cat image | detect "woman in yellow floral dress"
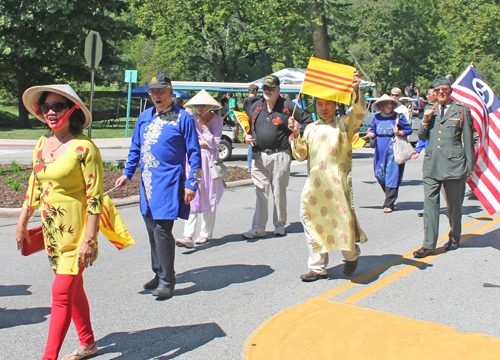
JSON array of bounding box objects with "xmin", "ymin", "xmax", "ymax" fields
[
  {"xmin": 289, "ymin": 71, "xmax": 368, "ymax": 282},
  {"xmin": 15, "ymin": 85, "xmax": 103, "ymax": 360}
]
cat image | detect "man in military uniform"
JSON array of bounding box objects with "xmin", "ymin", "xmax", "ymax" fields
[{"xmin": 413, "ymin": 75, "xmax": 475, "ymax": 258}]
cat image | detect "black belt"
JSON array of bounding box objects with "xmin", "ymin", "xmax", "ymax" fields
[{"xmin": 261, "ymin": 148, "xmax": 287, "ymax": 155}]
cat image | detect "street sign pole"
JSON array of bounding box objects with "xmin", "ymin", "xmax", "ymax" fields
[
  {"xmin": 88, "ymin": 34, "xmax": 97, "ymax": 139},
  {"xmin": 124, "ymin": 70, "xmax": 138, "ymax": 137},
  {"xmin": 84, "ymin": 31, "xmax": 103, "ymax": 139}
]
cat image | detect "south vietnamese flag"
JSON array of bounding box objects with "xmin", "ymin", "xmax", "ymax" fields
[
  {"xmin": 301, "ymin": 57, "xmax": 355, "ymax": 105},
  {"xmin": 99, "ymin": 195, "xmax": 136, "ymax": 250}
]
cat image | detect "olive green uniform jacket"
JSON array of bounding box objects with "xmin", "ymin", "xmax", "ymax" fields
[{"xmin": 418, "ymin": 100, "xmax": 475, "ymax": 180}]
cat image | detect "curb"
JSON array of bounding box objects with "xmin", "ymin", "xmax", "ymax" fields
[{"xmin": 0, "ymin": 178, "xmax": 254, "ymax": 218}]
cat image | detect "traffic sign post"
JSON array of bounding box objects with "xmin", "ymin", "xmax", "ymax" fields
[
  {"xmin": 124, "ymin": 70, "xmax": 138, "ymax": 137},
  {"xmin": 84, "ymin": 31, "xmax": 103, "ymax": 139}
]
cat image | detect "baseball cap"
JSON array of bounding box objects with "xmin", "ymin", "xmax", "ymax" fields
[
  {"xmin": 263, "ymin": 75, "xmax": 280, "ymax": 88},
  {"xmin": 147, "ymin": 74, "xmax": 172, "ymax": 89}
]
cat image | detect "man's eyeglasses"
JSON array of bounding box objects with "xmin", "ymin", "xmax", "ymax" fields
[
  {"xmin": 435, "ymin": 87, "xmax": 451, "ymax": 93},
  {"xmin": 40, "ymin": 102, "xmax": 68, "ymax": 114},
  {"xmin": 263, "ymin": 86, "xmax": 275, "ymax": 91},
  {"xmin": 148, "ymin": 88, "xmax": 167, "ymax": 96},
  {"xmin": 390, "ymin": 93, "xmax": 401, "ymax": 97},
  {"xmin": 194, "ymin": 104, "xmax": 207, "ymax": 108}
]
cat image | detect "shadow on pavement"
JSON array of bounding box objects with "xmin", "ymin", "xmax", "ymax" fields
[
  {"xmin": 0, "ymin": 306, "xmax": 51, "ymax": 329},
  {"xmin": 352, "ymin": 152, "xmax": 373, "ymax": 159},
  {"xmin": 174, "ymin": 264, "xmax": 274, "ymax": 296},
  {"xmin": 323, "ymin": 253, "xmax": 434, "ymax": 284},
  {"xmin": 0, "ymin": 284, "xmax": 32, "ymax": 297},
  {"xmin": 97, "ymin": 322, "xmax": 226, "ymax": 359},
  {"xmin": 460, "ymin": 228, "xmax": 500, "ymax": 251}
]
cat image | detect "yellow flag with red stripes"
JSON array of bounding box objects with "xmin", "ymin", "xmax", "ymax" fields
[
  {"xmin": 301, "ymin": 57, "xmax": 355, "ymax": 105},
  {"xmin": 99, "ymin": 194, "xmax": 136, "ymax": 250},
  {"xmin": 352, "ymin": 133, "xmax": 366, "ymax": 150},
  {"xmin": 232, "ymin": 110, "xmax": 250, "ymax": 133}
]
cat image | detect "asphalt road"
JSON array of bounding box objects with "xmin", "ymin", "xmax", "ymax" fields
[{"xmin": 1, "ymin": 147, "xmax": 499, "ymax": 359}]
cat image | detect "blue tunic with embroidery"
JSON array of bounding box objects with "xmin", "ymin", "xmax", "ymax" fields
[
  {"xmin": 123, "ymin": 105, "xmax": 201, "ymax": 220},
  {"xmin": 369, "ymin": 113, "xmax": 412, "ymax": 188}
]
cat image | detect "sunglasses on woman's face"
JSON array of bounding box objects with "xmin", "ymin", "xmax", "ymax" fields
[{"xmin": 40, "ymin": 102, "xmax": 69, "ymax": 114}]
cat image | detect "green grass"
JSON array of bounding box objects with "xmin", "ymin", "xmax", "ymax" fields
[
  {"xmin": 5, "ymin": 177, "xmax": 23, "ymax": 191},
  {"xmin": 0, "ymin": 118, "xmax": 138, "ymax": 139},
  {"xmin": 9, "ymin": 160, "xmax": 22, "ymax": 172},
  {"xmin": 103, "ymin": 161, "xmax": 122, "ymax": 172},
  {"xmin": 0, "ymin": 92, "xmax": 142, "ymax": 138}
]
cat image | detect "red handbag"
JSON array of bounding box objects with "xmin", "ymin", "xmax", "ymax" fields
[{"xmin": 22, "ymin": 226, "xmax": 45, "ymax": 256}]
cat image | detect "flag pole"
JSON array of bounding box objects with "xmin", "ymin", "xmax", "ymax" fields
[{"xmin": 291, "ymin": 80, "xmax": 306, "ymax": 118}]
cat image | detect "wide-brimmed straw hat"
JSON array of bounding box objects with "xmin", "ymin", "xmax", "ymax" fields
[
  {"xmin": 184, "ymin": 89, "xmax": 222, "ymax": 110},
  {"xmin": 371, "ymin": 94, "xmax": 401, "ymax": 112},
  {"xmin": 22, "ymin": 84, "xmax": 92, "ymax": 129}
]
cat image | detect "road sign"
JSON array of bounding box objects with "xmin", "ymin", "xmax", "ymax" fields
[
  {"xmin": 124, "ymin": 70, "xmax": 138, "ymax": 137},
  {"xmin": 84, "ymin": 31, "xmax": 103, "ymax": 70},
  {"xmin": 125, "ymin": 70, "xmax": 138, "ymax": 83}
]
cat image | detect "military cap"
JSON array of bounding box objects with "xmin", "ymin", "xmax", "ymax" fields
[{"xmin": 432, "ymin": 75, "xmax": 451, "ymax": 88}]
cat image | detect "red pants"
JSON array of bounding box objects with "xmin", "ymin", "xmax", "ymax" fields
[{"xmin": 42, "ymin": 268, "xmax": 95, "ymax": 360}]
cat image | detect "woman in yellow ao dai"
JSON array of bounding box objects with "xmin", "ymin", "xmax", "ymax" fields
[{"xmin": 290, "ymin": 76, "xmax": 367, "ymax": 280}]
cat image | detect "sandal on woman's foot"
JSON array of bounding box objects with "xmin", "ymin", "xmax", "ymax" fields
[
  {"xmin": 383, "ymin": 208, "xmax": 393, "ymax": 213},
  {"xmin": 62, "ymin": 343, "xmax": 97, "ymax": 360},
  {"xmin": 195, "ymin": 236, "xmax": 208, "ymax": 245}
]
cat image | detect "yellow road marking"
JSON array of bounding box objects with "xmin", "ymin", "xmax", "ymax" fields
[
  {"xmin": 342, "ymin": 212, "xmax": 500, "ymax": 304},
  {"xmin": 245, "ymin": 213, "xmax": 500, "ymax": 359},
  {"xmin": 245, "ymin": 300, "xmax": 500, "ymax": 360},
  {"xmin": 317, "ymin": 212, "xmax": 487, "ymax": 301}
]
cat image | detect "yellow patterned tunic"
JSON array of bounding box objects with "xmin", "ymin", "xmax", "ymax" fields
[
  {"xmin": 22, "ymin": 135, "xmax": 103, "ymax": 275},
  {"xmin": 291, "ymin": 92, "xmax": 367, "ymax": 253}
]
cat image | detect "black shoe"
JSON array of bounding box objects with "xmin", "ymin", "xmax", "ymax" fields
[
  {"xmin": 444, "ymin": 239, "xmax": 460, "ymax": 251},
  {"xmin": 152, "ymin": 285, "xmax": 174, "ymax": 299},
  {"xmin": 417, "ymin": 212, "xmax": 424, "ymax": 217},
  {"xmin": 343, "ymin": 258, "xmax": 358, "ymax": 275},
  {"xmin": 413, "ymin": 247, "xmax": 434, "ymax": 258},
  {"xmin": 143, "ymin": 277, "xmax": 159, "ymax": 290},
  {"xmin": 300, "ymin": 271, "xmax": 328, "ymax": 282}
]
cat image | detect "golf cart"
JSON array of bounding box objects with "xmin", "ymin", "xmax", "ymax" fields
[{"xmin": 218, "ymin": 125, "xmax": 238, "ymax": 161}]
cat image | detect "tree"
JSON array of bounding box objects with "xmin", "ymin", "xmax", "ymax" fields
[
  {"xmin": 337, "ymin": 0, "xmax": 443, "ymax": 94},
  {"xmin": 0, "ymin": 0, "xmax": 136, "ymax": 127}
]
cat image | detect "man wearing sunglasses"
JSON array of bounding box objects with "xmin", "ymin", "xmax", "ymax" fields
[
  {"xmin": 414, "ymin": 75, "xmax": 474, "ymax": 258},
  {"xmin": 243, "ymin": 75, "xmax": 312, "ymax": 239},
  {"xmin": 115, "ymin": 73, "xmax": 202, "ymax": 299}
]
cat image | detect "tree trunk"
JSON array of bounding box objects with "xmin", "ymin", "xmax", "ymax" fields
[
  {"xmin": 309, "ymin": 2, "xmax": 330, "ymax": 61},
  {"xmin": 16, "ymin": 55, "xmax": 31, "ymax": 128}
]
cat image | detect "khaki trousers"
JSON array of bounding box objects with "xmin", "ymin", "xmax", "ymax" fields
[{"xmin": 251, "ymin": 149, "xmax": 291, "ymax": 231}]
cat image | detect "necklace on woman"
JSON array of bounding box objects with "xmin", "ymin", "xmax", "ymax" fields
[{"xmin": 50, "ymin": 132, "xmax": 71, "ymax": 159}]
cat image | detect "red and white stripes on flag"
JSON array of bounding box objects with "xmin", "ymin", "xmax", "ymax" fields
[{"xmin": 452, "ymin": 65, "xmax": 500, "ymax": 214}]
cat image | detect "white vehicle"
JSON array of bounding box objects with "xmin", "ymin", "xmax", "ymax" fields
[{"xmin": 218, "ymin": 124, "xmax": 248, "ymax": 161}]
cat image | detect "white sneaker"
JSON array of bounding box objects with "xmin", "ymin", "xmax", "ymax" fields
[
  {"xmin": 175, "ymin": 237, "xmax": 195, "ymax": 248},
  {"xmin": 195, "ymin": 236, "xmax": 208, "ymax": 245},
  {"xmin": 243, "ymin": 228, "xmax": 266, "ymax": 239},
  {"xmin": 274, "ymin": 227, "xmax": 286, "ymax": 236}
]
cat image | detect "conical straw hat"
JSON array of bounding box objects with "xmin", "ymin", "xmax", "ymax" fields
[
  {"xmin": 371, "ymin": 94, "xmax": 401, "ymax": 112},
  {"xmin": 23, "ymin": 84, "xmax": 92, "ymax": 129},
  {"xmin": 184, "ymin": 89, "xmax": 222, "ymax": 110}
]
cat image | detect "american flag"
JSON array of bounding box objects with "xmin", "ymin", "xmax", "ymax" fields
[{"xmin": 451, "ymin": 65, "xmax": 500, "ymax": 214}]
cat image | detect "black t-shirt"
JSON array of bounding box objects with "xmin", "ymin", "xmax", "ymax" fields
[
  {"xmin": 249, "ymin": 96, "xmax": 312, "ymax": 152},
  {"xmin": 243, "ymin": 96, "xmax": 260, "ymax": 117}
]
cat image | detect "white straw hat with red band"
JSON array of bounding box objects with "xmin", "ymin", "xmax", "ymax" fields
[{"xmin": 22, "ymin": 84, "xmax": 92, "ymax": 129}]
